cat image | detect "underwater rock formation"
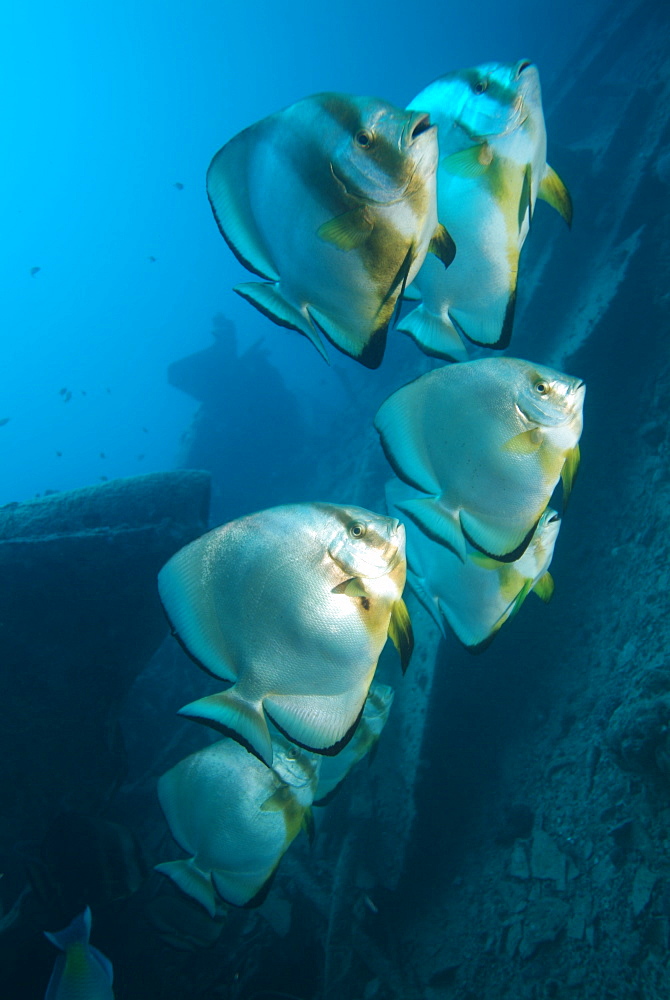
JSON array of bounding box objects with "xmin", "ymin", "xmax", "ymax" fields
[{"xmin": 0, "ymin": 470, "xmax": 210, "ymax": 855}]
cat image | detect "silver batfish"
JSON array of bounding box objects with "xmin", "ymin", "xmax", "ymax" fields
[
  {"xmin": 207, "ymin": 92, "xmax": 453, "ymax": 368},
  {"xmin": 387, "ymin": 477, "xmax": 560, "ymax": 650},
  {"xmin": 399, "ymin": 61, "xmax": 571, "ymax": 359},
  {"xmin": 156, "ymin": 736, "xmax": 318, "ymax": 912},
  {"xmin": 158, "ymin": 503, "xmax": 412, "ymax": 766},
  {"xmin": 374, "ymin": 358, "xmax": 584, "ymax": 562}
]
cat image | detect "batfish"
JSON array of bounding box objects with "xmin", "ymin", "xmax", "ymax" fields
[
  {"xmin": 207, "ymin": 92, "xmax": 453, "ymax": 368},
  {"xmin": 155, "ymin": 736, "xmax": 318, "ymax": 912},
  {"xmin": 314, "ymin": 680, "xmax": 394, "ymax": 805},
  {"xmin": 399, "ymin": 61, "xmax": 571, "ymax": 359},
  {"xmin": 387, "ymin": 477, "xmax": 560, "ymax": 650},
  {"xmin": 43, "ymin": 907, "xmax": 114, "ymax": 1000},
  {"xmin": 158, "ymin": 503, "xmax": 412, "ymax": 766},
  {"xmin": 374, "ymin": 358, "xmax": 584, "ymax": 562}
]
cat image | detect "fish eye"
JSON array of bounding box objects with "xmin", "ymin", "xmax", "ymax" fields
[
  {"xmin": 354, "ymin": 129, "xmax": 373, "ymax": 149},
  {"xmin": 349, "ymin": 521, "xmax": 367, "ymax": 539},
  {"xmin": 534, "ymin": 380, "xmax": 549, "ymax": 394},
  {"xmin": 474, "ymin": 79, "xmax": 488, "ymax": 94}
]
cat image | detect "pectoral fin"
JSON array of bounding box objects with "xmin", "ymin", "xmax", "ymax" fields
[
  {"xmin": 179, "ymin": 689, "xmax": 274, "ymax": 767},
  {"xmin": 538, "ymin": 165, "xmax": 573, "ymax": 227},
  {"xmin": 260, "ymin": 784, "xmax": 311, "ymax": 845},
  {"xmin": 332, "ymin": 577, "xmax": 368, "ymax": 598},
  {"xmin": 561, "ymin": 445, "xmax": 581, "ymax": 509},
  {"xmin": 428, "ymin": 224, "xmax": 456, "ymax": 268},
  {"xmin": 441, "ymin": 143, "xmax": 493, "ymax": 178},
  {"xmin": 533, "ymin": 572, "xmax": 555, "ymax": 603},
  {"xmin": 317, "ymin": 208, "xmax": 374, "ymax": 250},
  {"xmin": 503, "ymin": 428, "xmax": 544, "ymax": 455},
  {"xmin": 234, "ymin": 281, "xmax": 329, "ymax": 363},
  {"xmin": 388, "ymin": 598, "xmax": 414, "ymax": 674}
]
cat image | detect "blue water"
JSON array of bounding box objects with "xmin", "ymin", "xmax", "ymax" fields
[{"xmin": 1, "ymin": 0, "xmax": 605, "ymax": 505}]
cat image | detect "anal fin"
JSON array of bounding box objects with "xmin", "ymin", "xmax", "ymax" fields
[
  {"xmin": 308, "ymin": 305, "xmax": 386, "ymax": 369},
  {"xmin": 265, "ymin": 687, "xmax": 369, "ymax": 756},
  {"xmin": 459, "ymin": 509, "xmax": 538, "ymax": 563},
  {"xmin": 450, "ymin": 283, "xmax": 516, "ymax": 350}
]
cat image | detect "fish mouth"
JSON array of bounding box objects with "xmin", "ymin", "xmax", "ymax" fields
[
  {"xmin": 401, "ymin": 115, "xmax": 438, "ymax": 193},
  {"xmin": 404, "ymin": 112, "xmax": 434, "ymax": 146},
  {"xmin": 515, "ymin": 60, "xmax": 534, "ymax": 78}
]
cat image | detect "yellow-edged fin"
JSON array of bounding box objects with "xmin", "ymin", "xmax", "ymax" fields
[
  {"xmin": 428, "ymin": 224, "xmax": 456, "ymax": 269},
  {"xmin": 502, "ymin": 428, "xmax": 543, "ymax": 454},
  {"xmin": 533, "ymin": 572, "xmax": 555, "ymax": 603},
  {"xmin": 317, "ymin": 209, "xmax": 374, "ymax": 250},
  {"xmin": 441, "ymin": 143, "xmax": 493, "ymax": 179},
  {"xmin": 538, "ymin": 165, "xmax": 573, "ymax": 227},
  {"xmin": 388, "ymin": 598, "xmax": 414, "ymax": 674},
  {"xmin": 561, "ymin": 444, "xmax": 581, "ymax": 509}
]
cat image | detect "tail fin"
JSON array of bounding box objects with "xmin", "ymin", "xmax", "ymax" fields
[
  {"xmin": 155, "ymin": 859, "xmax": 217, "ymax": 918},
  {"xmin": 44, "ymin": 906, "xmax": 91, "ymax": 951},
  {"xmin": 397, "ymin": 303, "xmax": 468, "ymax": 361},
  {"xmin": 179, "ymin": 688, "xmax": 273, "ymax": 766}
]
